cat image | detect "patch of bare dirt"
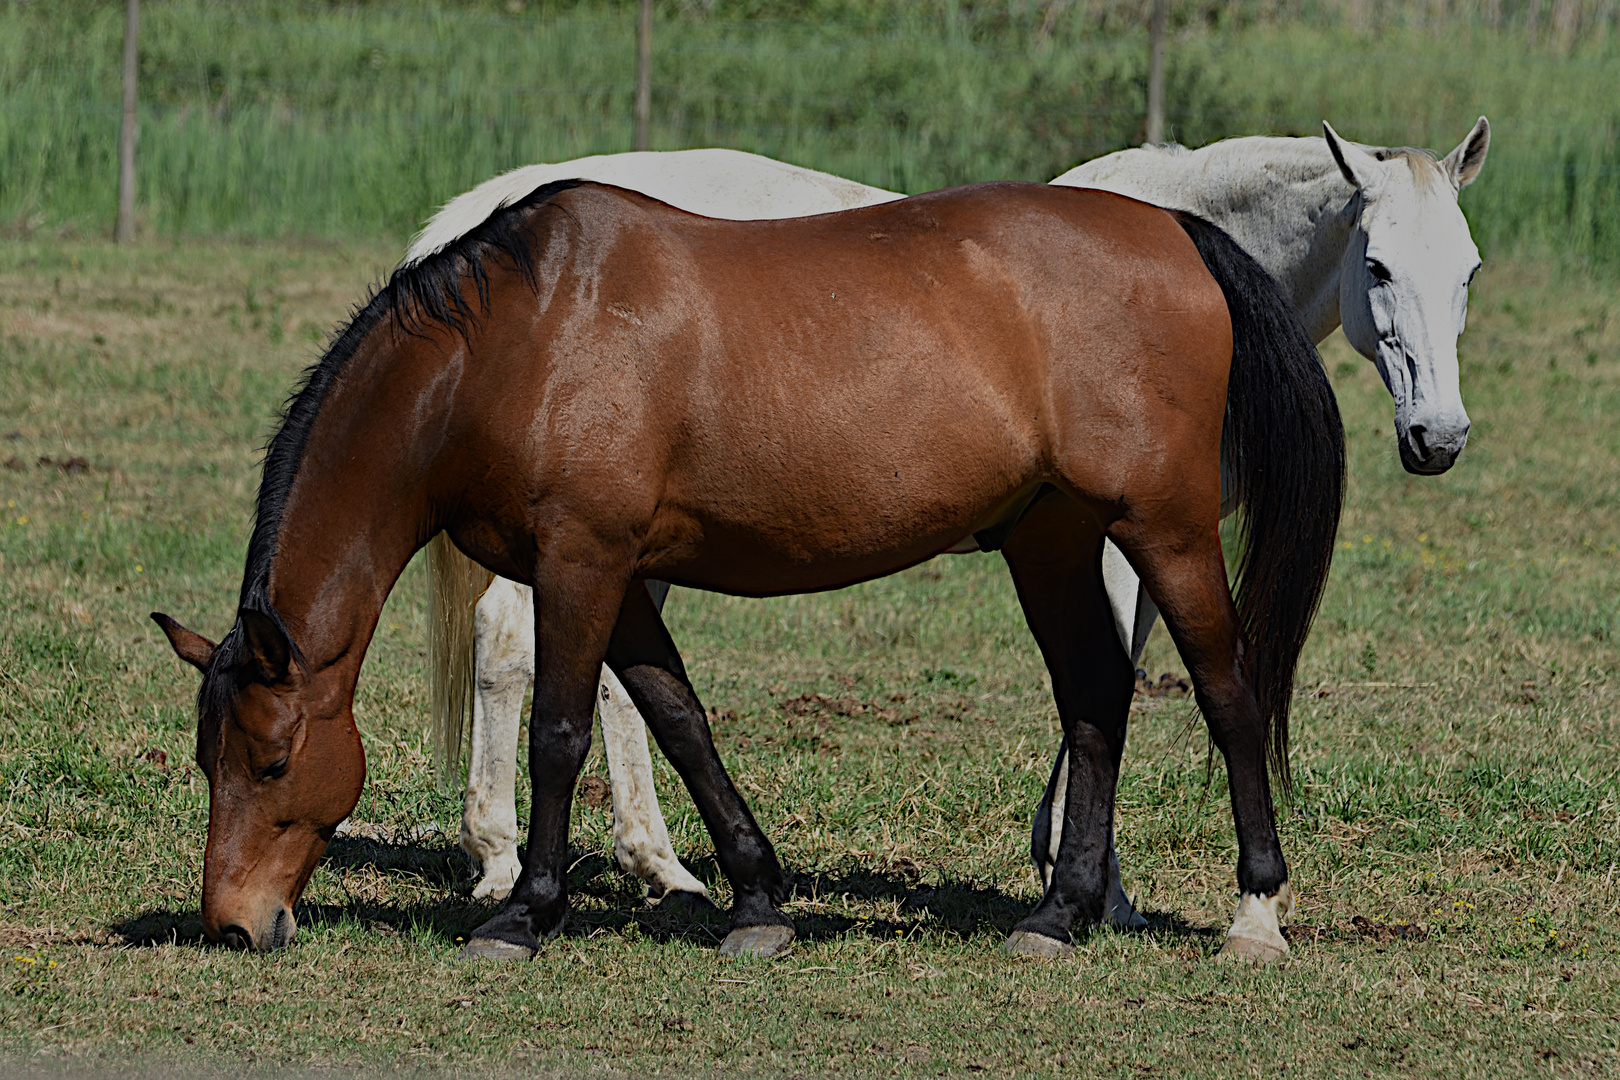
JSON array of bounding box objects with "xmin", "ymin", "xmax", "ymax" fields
[
  {"xmin": 1135, "ymin": 670, "xmax": 1191, "ymax": 698},
  {"xmin": 779, "ymin": 692, "xmax": 917, "ymax": 726},
  {"xmin": 1284, "ymin": 917, "xmax": 1428, "ymax": 946},
  {"xmin": 1350, "ymin": 915, "xmax": 1428, "ymax": 943},
  {"xmin": 35, "ymin": 455, "xmax": 94, "ymax": 474},
  {"xmin": 577, "ymin": 774, "xmax": 611, "ymax": 809}
]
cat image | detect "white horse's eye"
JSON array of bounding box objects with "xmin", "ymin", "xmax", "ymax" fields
[
  {"xmin": 1466, "ymin": 263, "xmax": 1482, "ymax": 286},
  {"xmin": 1365, "ymin": 258, "xmax": 1392, "ymax": 283}
]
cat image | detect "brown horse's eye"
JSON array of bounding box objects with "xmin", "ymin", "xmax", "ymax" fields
[{"xmin": 260, "ymin": 755, "xmax": 290, "ymax": 782}]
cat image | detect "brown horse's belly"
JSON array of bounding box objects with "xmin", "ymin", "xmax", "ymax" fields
[
  {"xmin": 640, "ymin": 453, "xmax": 1047, "ymax": 597},
  {"xmin": 650, "ymin": 535, "xmax": 967, "ymax": 597}
]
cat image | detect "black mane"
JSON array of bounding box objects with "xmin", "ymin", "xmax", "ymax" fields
[{"xmin": 196, "ymin": 178, "xmax": 584, "ymax": 734}]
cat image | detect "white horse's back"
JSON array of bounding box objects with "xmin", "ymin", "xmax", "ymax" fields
[{"xmin": 405, "ymin": 148, "xmax": 902, "ymax": 266}]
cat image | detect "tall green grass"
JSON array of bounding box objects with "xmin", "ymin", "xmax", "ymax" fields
[{"xmin": 4, "ymin": 0, "xmax": 1620, "ymax": 262}]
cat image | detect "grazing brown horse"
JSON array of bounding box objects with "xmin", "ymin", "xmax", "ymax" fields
[{"xmin": 153, "ymin": 179, "xmax": 1342, "ymax": 962}]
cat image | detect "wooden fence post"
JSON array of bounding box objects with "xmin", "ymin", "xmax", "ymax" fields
[
  {"xmin": 1145, "ymin": 0, "xmax": 1166, "ymax": 146},
  {"xmin": 116, "ymin": 0, "xmax": 139, "ymax": 242},
  {"xmin": 634, "ymin": 0, "xmax": 652, "ymax": 152}
]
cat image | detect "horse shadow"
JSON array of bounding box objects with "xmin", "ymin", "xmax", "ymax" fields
[{"xmin": 111, "ymin": 834, "xmax": 1222, "ymax": 950}]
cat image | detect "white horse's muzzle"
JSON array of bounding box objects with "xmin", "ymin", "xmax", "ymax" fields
[{"xmin": 1398, "ymin": 405, "xmax": 1470, "ymax": 475}]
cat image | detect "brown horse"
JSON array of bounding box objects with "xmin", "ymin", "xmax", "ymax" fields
[{"xmin": 153, "ymin": 179, "xmax": 1342, "ymax": 962}]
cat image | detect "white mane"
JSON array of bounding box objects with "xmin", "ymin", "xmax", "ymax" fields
[{"xmin": 403, "ymin": 148, "xmax": 901, "ymax": 267}]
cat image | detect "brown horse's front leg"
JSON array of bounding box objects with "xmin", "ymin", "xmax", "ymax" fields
[
  {"xmin": 460, "ymin": 559, "xmax": 629, "ymax": 961},
  {"xmin": 606, "ymin": 582, "xmax": 795, "ymax": 959}
]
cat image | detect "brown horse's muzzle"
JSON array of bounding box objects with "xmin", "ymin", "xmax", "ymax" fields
[
  {"xmin": 209, "ymin": 900, "xmax": 298, "ymax": 953},
  {"xmin": 201, "ymin": 823, "xmax": 330, "ymax": 953}
]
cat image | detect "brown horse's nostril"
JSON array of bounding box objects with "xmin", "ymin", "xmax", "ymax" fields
[
  {"xmin": 270, "ymin": 907, "xmax": 296, "ymax": 950},
  {"xmin": 219, "ymin": 924, "xmax": 254, "ymax": 951}
]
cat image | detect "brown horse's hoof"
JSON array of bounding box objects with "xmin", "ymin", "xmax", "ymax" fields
[
  {"xmin": 1004, "ymin": 930, "xmax": 1074, "ymax": 958},
  {"xmin": 1218, "ymin": 934, "xmax": 1289, "ymax": 964},
  {"xmin": 718, "ymin": 923, "xmax": 794, "ymax": 959},
  {"xmin": 456, "ymin": 936, "xmax": 537, "ymax": 962}
]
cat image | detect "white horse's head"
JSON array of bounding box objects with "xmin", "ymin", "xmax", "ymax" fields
[{"xmin": 1325, "ymin": 118, "xmax": 1489, "ymax": 475}]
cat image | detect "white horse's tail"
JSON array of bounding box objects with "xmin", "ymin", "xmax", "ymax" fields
[{"xmin": 427, "ymin": 532, "xmax": 495, "ymax": 779}]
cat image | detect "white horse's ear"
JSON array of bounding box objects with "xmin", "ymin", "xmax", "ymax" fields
[
  {"xmin": 1442, "ymin": 116, "xmax": 1490, "ymax": 190},
  {"xmin": 1323, "ymin": 121, "xmax": 1383, "ymax": 196}
]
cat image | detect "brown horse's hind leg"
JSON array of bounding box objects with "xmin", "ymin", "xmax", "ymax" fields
[
  {"xmin": 460, "ymin": 559, "xmax": 631, "ymax": 960},
  {"xmin": 1112, "ymin": 521, "xmax": 1293, "ymax": 962},
  {"xmin": 999, "ymin": 495, "xmax": 1137, "ymax": 956},
  {"xmin": 605, "ymin": 582, "xmax": 795, "ymax": 958}
]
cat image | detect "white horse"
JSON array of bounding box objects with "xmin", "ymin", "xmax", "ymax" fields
[
  {"xmin": 419, "ymin": 121, "xmax": 1489, "ymax": 953},
  {"xmin": 410, "ymin": 150, "xmax": 903, "ymax": 907}
]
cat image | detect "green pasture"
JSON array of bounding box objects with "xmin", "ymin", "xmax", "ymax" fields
[
  {"xmin": 5, "ymin": 0, "xmax": 1620, "ymax": 262},
  {"xmin": 0, "ymin": 226, "xmax": 1617, "ymax": 1074},
  {"xmin": 1, "ymin": 1, "xmax": 1619, "ymax": 1074}
]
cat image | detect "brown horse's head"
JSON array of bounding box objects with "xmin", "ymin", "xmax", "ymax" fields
[{"xmin": 152, "ymin": 609, "xmax": 365, "ymax": 952}]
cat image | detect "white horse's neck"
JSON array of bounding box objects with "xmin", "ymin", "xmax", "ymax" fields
[{"xmin": 1053, "ymin": 137, "xmax": 1359, "ymax": 343}]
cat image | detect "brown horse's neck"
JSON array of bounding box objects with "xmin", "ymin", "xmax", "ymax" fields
[{"xmin": 255, "ymin": 320, "xmax": 451, "ymax": 674}]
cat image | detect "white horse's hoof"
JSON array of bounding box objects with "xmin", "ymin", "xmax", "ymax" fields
[
  {"xmin": 1108, "ymin": 909, "xmax": 1149, "ymax": 932},
  {"xmin": 1098, "ymin": 848, "xmax": 1147, "ymax": 931},
  {"xmin": 1219, "ymin": 934, "xmax": 1289, "ymax": 964},
  {"xmin": 628, "ymin": 859, "xmax": 712, "ymax": 904},
  {"xmin": 718, "ymin": 924, "xmax": 794, "ymax": 959},
  {"xmin": 470, "ymin": 860, "xmax": 521, "ymax": 900},
  {"xmin": 471, "ymin": 875, "xmax": 517, "ymax": 901},
  {"xmin": 1104, "ymin": 887, "xmax": 1148, "ymax": 932},
  {"xmin": 1004, "ymin": 930, "xmax": 1074, "ymax": 958},
  {"xmin": 456, "ymin": 936, "xmax": 536, "ymax": 961}
]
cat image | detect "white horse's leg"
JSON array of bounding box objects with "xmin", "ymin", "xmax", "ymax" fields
[
  {"xmin": 463, "ymin": 576, "xmax": 704, "ymax": 903},
  {"xmin": 462, "ymin": 577, "xmax": 531, "ymax": 900},
  {"xmin": 599, "ymin": 663, "xmax": 712, "ymax": 903},
  {"xmin": 1034, "ymin": 540, "xmax": 1153, "ymax": 930}
]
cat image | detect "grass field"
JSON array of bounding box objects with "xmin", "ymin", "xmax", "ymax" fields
[{"xmin": 0, "ymin": 222, "xmax": 1618, "ymax": 1076}]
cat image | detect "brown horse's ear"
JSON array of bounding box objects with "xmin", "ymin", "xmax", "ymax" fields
[
  {"xmin": 151, "ymin": 612, "xmax": 217, "ymax": 672},
  {"xmin": 238, "ymin": 607, "xmax": 294, "ymax": 685}
]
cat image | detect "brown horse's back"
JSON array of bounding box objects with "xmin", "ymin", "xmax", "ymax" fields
[{"xmin": 457, "ymin": 181, "xmax": 1231, "ymax": 596}]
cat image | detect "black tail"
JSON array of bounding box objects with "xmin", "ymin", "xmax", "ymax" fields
[{"xmin": 1173, "ymin": 213, "xmax": 1346, "ymax": 792}]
